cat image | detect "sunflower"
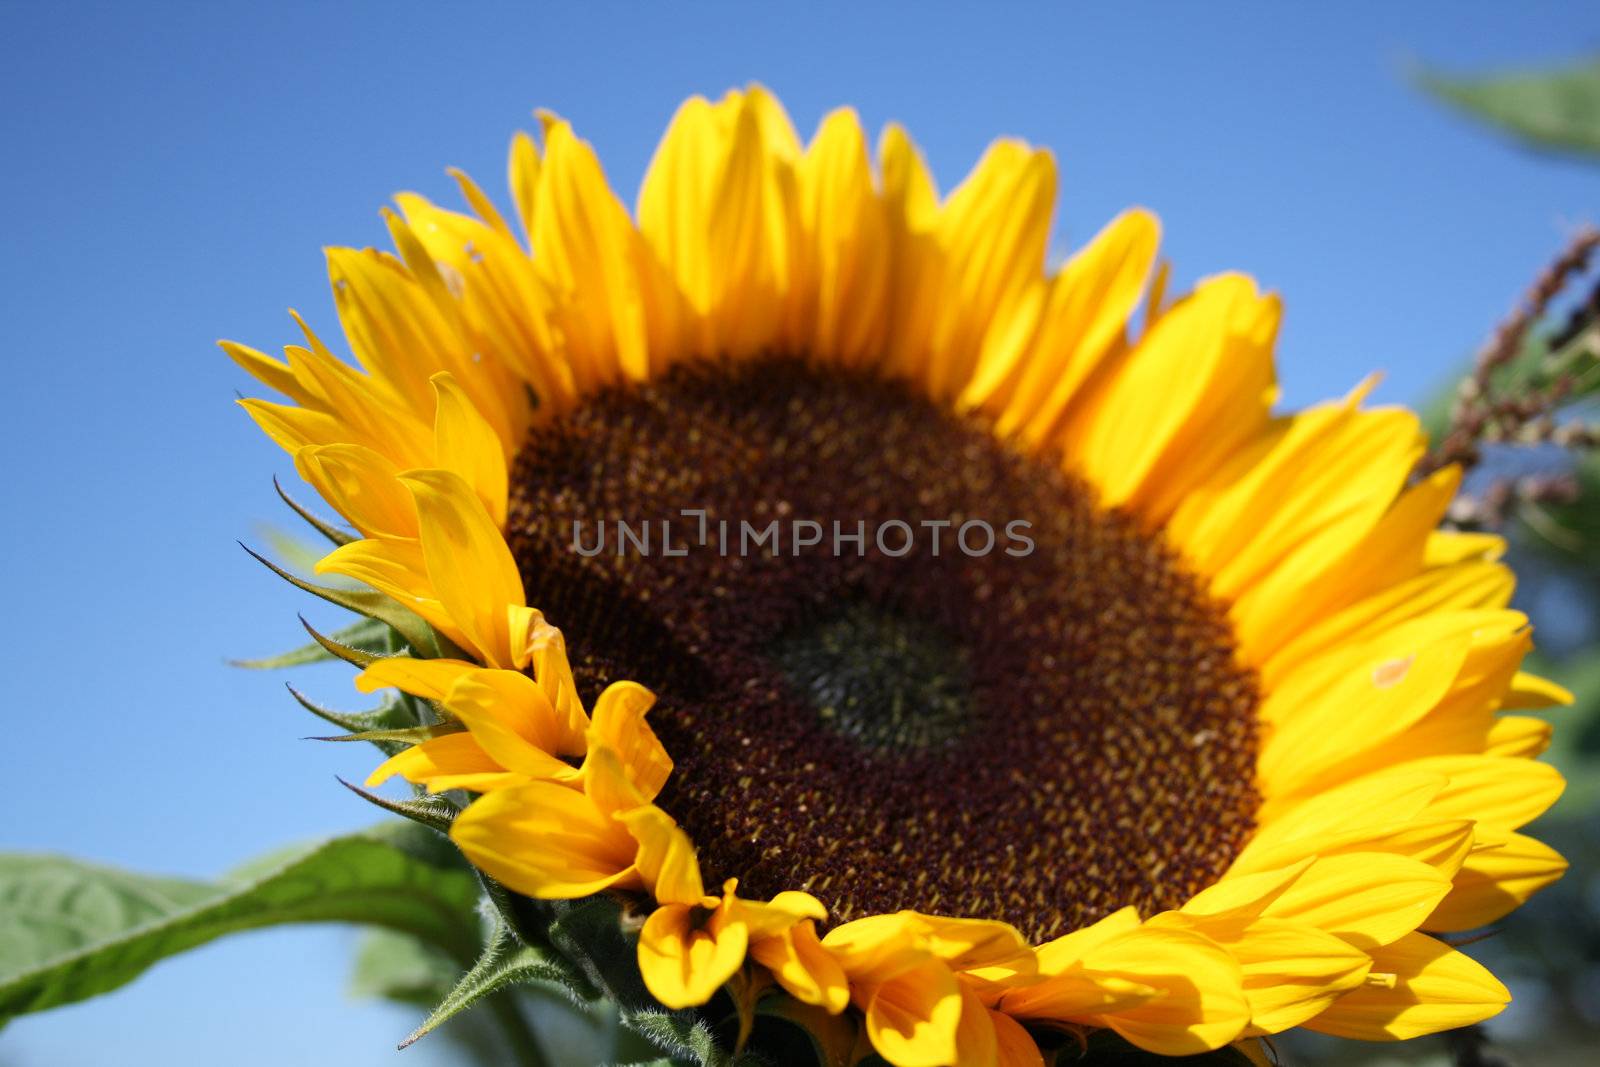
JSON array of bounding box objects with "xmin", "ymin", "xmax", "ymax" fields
[{"xmin": 228, "ymin": 85, "xmax": 1570, "ymax": 1065}]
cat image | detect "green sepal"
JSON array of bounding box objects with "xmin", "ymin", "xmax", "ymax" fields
[
  {"xmin": 547, "ymin": 895, "xmax": 654, "ymax": 1011},
  {"xmin": 338, "ymin": 778, "xmax": 460, "ymax": 834},
  {"xmin": 275, "ymin": 474, "xmax": 353, "ymax": 546},
  {"xmin": 621, "ymin": 1010, "xmax": 735, "ymax": 1067},
  {"xmin": 297, "ymin": 614, "xmax": 386, "ymax": 668},
  {"xmin": 240, "ymin": 541, "xmax": 463, "ymax": 659},
  {"xmin": 473, "ymin": 870, "xmax": 552, "ymax": 950},
  {"xmin": 0, "ymin": 822, "xmax": 482, "ymax": 1027},
  {"xmin": 313, "ymin": 722, "xmax": 462, "ymax": 745},
  {"xmin": 287, "ymin": 685, "xmax": 427, "ymax": 756},
  {"xmin": 543, "ymin": 897, "xmax": 710, "ymax": 1063},
  {"xmin": 232, "ymin": 615, "xmax": 394, "ymax": 669},
  {"xmin": 401, "ymin": 918, "xmax": 595, "ymax": 1049}
]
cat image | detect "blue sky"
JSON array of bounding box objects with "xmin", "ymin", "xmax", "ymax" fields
[{"xmin": 2, "ymin": 2, "xmax": 1597, "ymax": 1064}]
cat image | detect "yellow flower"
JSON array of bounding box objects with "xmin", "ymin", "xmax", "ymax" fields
[{"xmin": 228, "ymin": 85, "xmax": 1568, "ymax": 1065}]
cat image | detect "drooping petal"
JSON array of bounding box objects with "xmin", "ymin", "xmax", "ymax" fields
[
  {"xmin": 863, "ymin": 958, "xmax": 964, "ymax": 1067},
  {"xmin": 400, "ymin": 468, "xmax": 528, "ymax": 667},
  {"xmin": 638, "ymin": 901, "xmax": 749, "ymax": 1009},
  {"xmin": 450, "ymin": 779, "xmax": 640, "ymax": 898}
]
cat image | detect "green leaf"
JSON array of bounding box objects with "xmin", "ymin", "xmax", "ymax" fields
[
  {"xmin": 314, "ymin": 722, "xmax": 461, "ymax": 746},
  {"xmin": 0, "ymin": 822, "xmax": 481, "ymax": 1027},
  {"xmin": 289, "ymin": 685, "xmax": 432, "ymax": 756},
  {"xmin": 350, "ymin": 927, "xmax": 462, "ymax": 1005},
  {"xmin": 1420, "ymin": 57, "xmax": 1600, "ymax": 158},
  {"xmin": 401, "ymin": 918, "xmax": 592, "ymax": 1049}
]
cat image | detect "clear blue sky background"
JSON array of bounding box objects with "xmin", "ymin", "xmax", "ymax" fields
[{"xmin": 2, "ymin": 2, "xmax": 1597, "ymax": 1064}]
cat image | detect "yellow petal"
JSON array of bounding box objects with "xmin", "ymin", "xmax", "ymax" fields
[
  {"xmin": 1426, "ymin": 530, "xmax": 1506, "ymax": 566},
  {"xmin": 400, "ymin": 468, "xmax": 527, "ymax": 668},
  {"xmin": 952, "ymin": 983, "xmax": 999, "ymax": 1066},
  {"xmin": 356, "ymin": 655, "xmax": 477, "ymax": 702},
  {"xmin": 793, "ymin": 107, "xmax": 889, "ymax": 365},
  {"xmin": 1423, "ymin": 831, "xmax": 1567, "ymax": 931},
  {"xmin": 315, "ymin": 537, "xmax": 471, "ymax": 653},
  {"xmin": 524, "ymin": 618, "xmax": 590, "ymax": 754},
  {"xmin": 618, "ymin": 801, "xmax": 705, "ymax": 907},
  {"xmin": 1303, "ymin": 933, "xmax": 1508, "ymax": 1040},
  {"xmin": 450, "ymin": 779, "xmax": 639, "ymax": 898},
  {"xmin": 393, "ymin": 192, "xmax": 568, "ymax": 418},
  {"xmin": 983, "ymin": 208, "xmax": 1161, "ymax": 443},
  {"xmin": 1257, "ymin": 619, "xmax": 1474, "ymax": 797},
  {"xmin": 1171, "ymin": 397, "xmax": 1424, "ymax": 605},
  {"xmin": 1151, "ymin": 912, "xmax": 1370, "ymax": 1034},
  {"xmin": 1264, "ymin": 560, "xmax": 1515, "ymax": 689},
  {"xmin": 533, "ymin": 120, "xmax": 654, "ymax": 387},
  {"xmin": 732, "ymin": 888, "xmax": 828, "ymax": 940},
  {"xmin": 1504, "ymin": 671, "xmax": 1573, "ymax": 709},
  {"xmin": 446, "ymin": 166, "xmax": 515, "ymax": 240},
  {"xmin": 430, "ymin": 373, "xmax": 508, "ymax": 528},
  {"xmin": 221, "ymin": 339, "xmax": 322, "ymax": 409},
  {"xmin": 364, "ymin": 732, "xmax": 496, "ymax": 790},
  {"xmin": 999, "ymin": 969, "xmax": 1157, "ymax": 1021},
  {"xmin": 638, "ymin": 94, "xmax": 727, "ymax": 326},
  {"xmin": 1235, "ymin": 465, "xmax": 1459, "ymax": 664},
  {"xmin": 750, "ymin": 919, "xmax": 850, "ymax": 1015},
  {"xmin": 294, "ymin": 443, "xmax": 416, "ymax": 540},
  {"xmin": 442, "ymin": 669, "xmax": 579, "ymax": 781},
  {"xmin": 1232, "ymin": 768, "xmax": 1446, "ymax": 873},
  {"xmin": 239, "ymin": 397, "xmax": 350, "ymax": 456},
  {"xmin": 1414, "ymin": 753, "xmax": 1565, "ymax": 831},
  {"xmin": 864, "ymin": 958, "xmax": 964, "ymax": 1067},
  {"xmin": 989, "ymin": 1007, "xmax": 1046, "ymax": 1067},
  {"xmin": 1081, "ymin": 925, "xmax": 1251, "ymax": 1055},
  {"xmin": 638, "ymin": 901, "xmax": 749, "ymax": 1010},
  {"xmin": 324, "ymin": 246, "xmax": 464, "ymax": 421},
  {"xmin": 923, "ymin": 143, "xmax": 1057, "ymax": 401},
  {"xmin": 1072, "ymin": 274, "xmax": 1277, "ymax": 512},
  {"xmin": 508, "ymin": 130, "xmax": 541, "ymax": 243},
  {"xmin": 1484, "ymin": 715, "xmax": 1553, "ymax": 758},
  {"xmin": 822, "ymin": 912, "xmax": 929, "ymax": 981},
  {"xmin": 1256, "ymin": 853, "xmax": 1451, "ymax": 950},
  {"xmin": 702, "ymin": 89, "xmax": 799, "ymax": 360},
  {"xmin": 586, "ymin": 680, "xmax": 671, "ymax": 801},
  {"xmin": 910, "ymin": 914, "xmax": 1036, "ymax": 996},
  {"xmin": 1032, "ymin": 906, "xmax": 1144, "ymax": 972}
]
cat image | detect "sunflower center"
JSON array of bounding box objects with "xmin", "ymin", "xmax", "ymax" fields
[
  {"xmin": 771, "ymin": 602, "xmax": 975, "ymax": 752},
  {"xmin": 506, "ymin": 357, "xmax": 1261, "ymax": 941}
]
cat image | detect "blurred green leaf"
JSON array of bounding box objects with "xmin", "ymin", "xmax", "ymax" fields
[
  {"xmin": 0, "ymin": 822, "xmax": 480, "ymax": 1027},
  {"xmin": 1420, "ymin": 57, "xmax": 1600, "ymax": 158},
  {"xmin": 350, "ymin": 928, "xmax": 461, "ymax": 1005}
]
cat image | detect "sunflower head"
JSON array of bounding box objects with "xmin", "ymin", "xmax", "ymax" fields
[{"xmin": 230, "ymin": 85, "xmax": 1568, "ymax": 1065}]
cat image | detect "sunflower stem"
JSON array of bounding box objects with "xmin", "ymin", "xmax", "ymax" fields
[{"xmin": 1444, "ymin": 1024, "xmax": 1514, "ymax": 1067}]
